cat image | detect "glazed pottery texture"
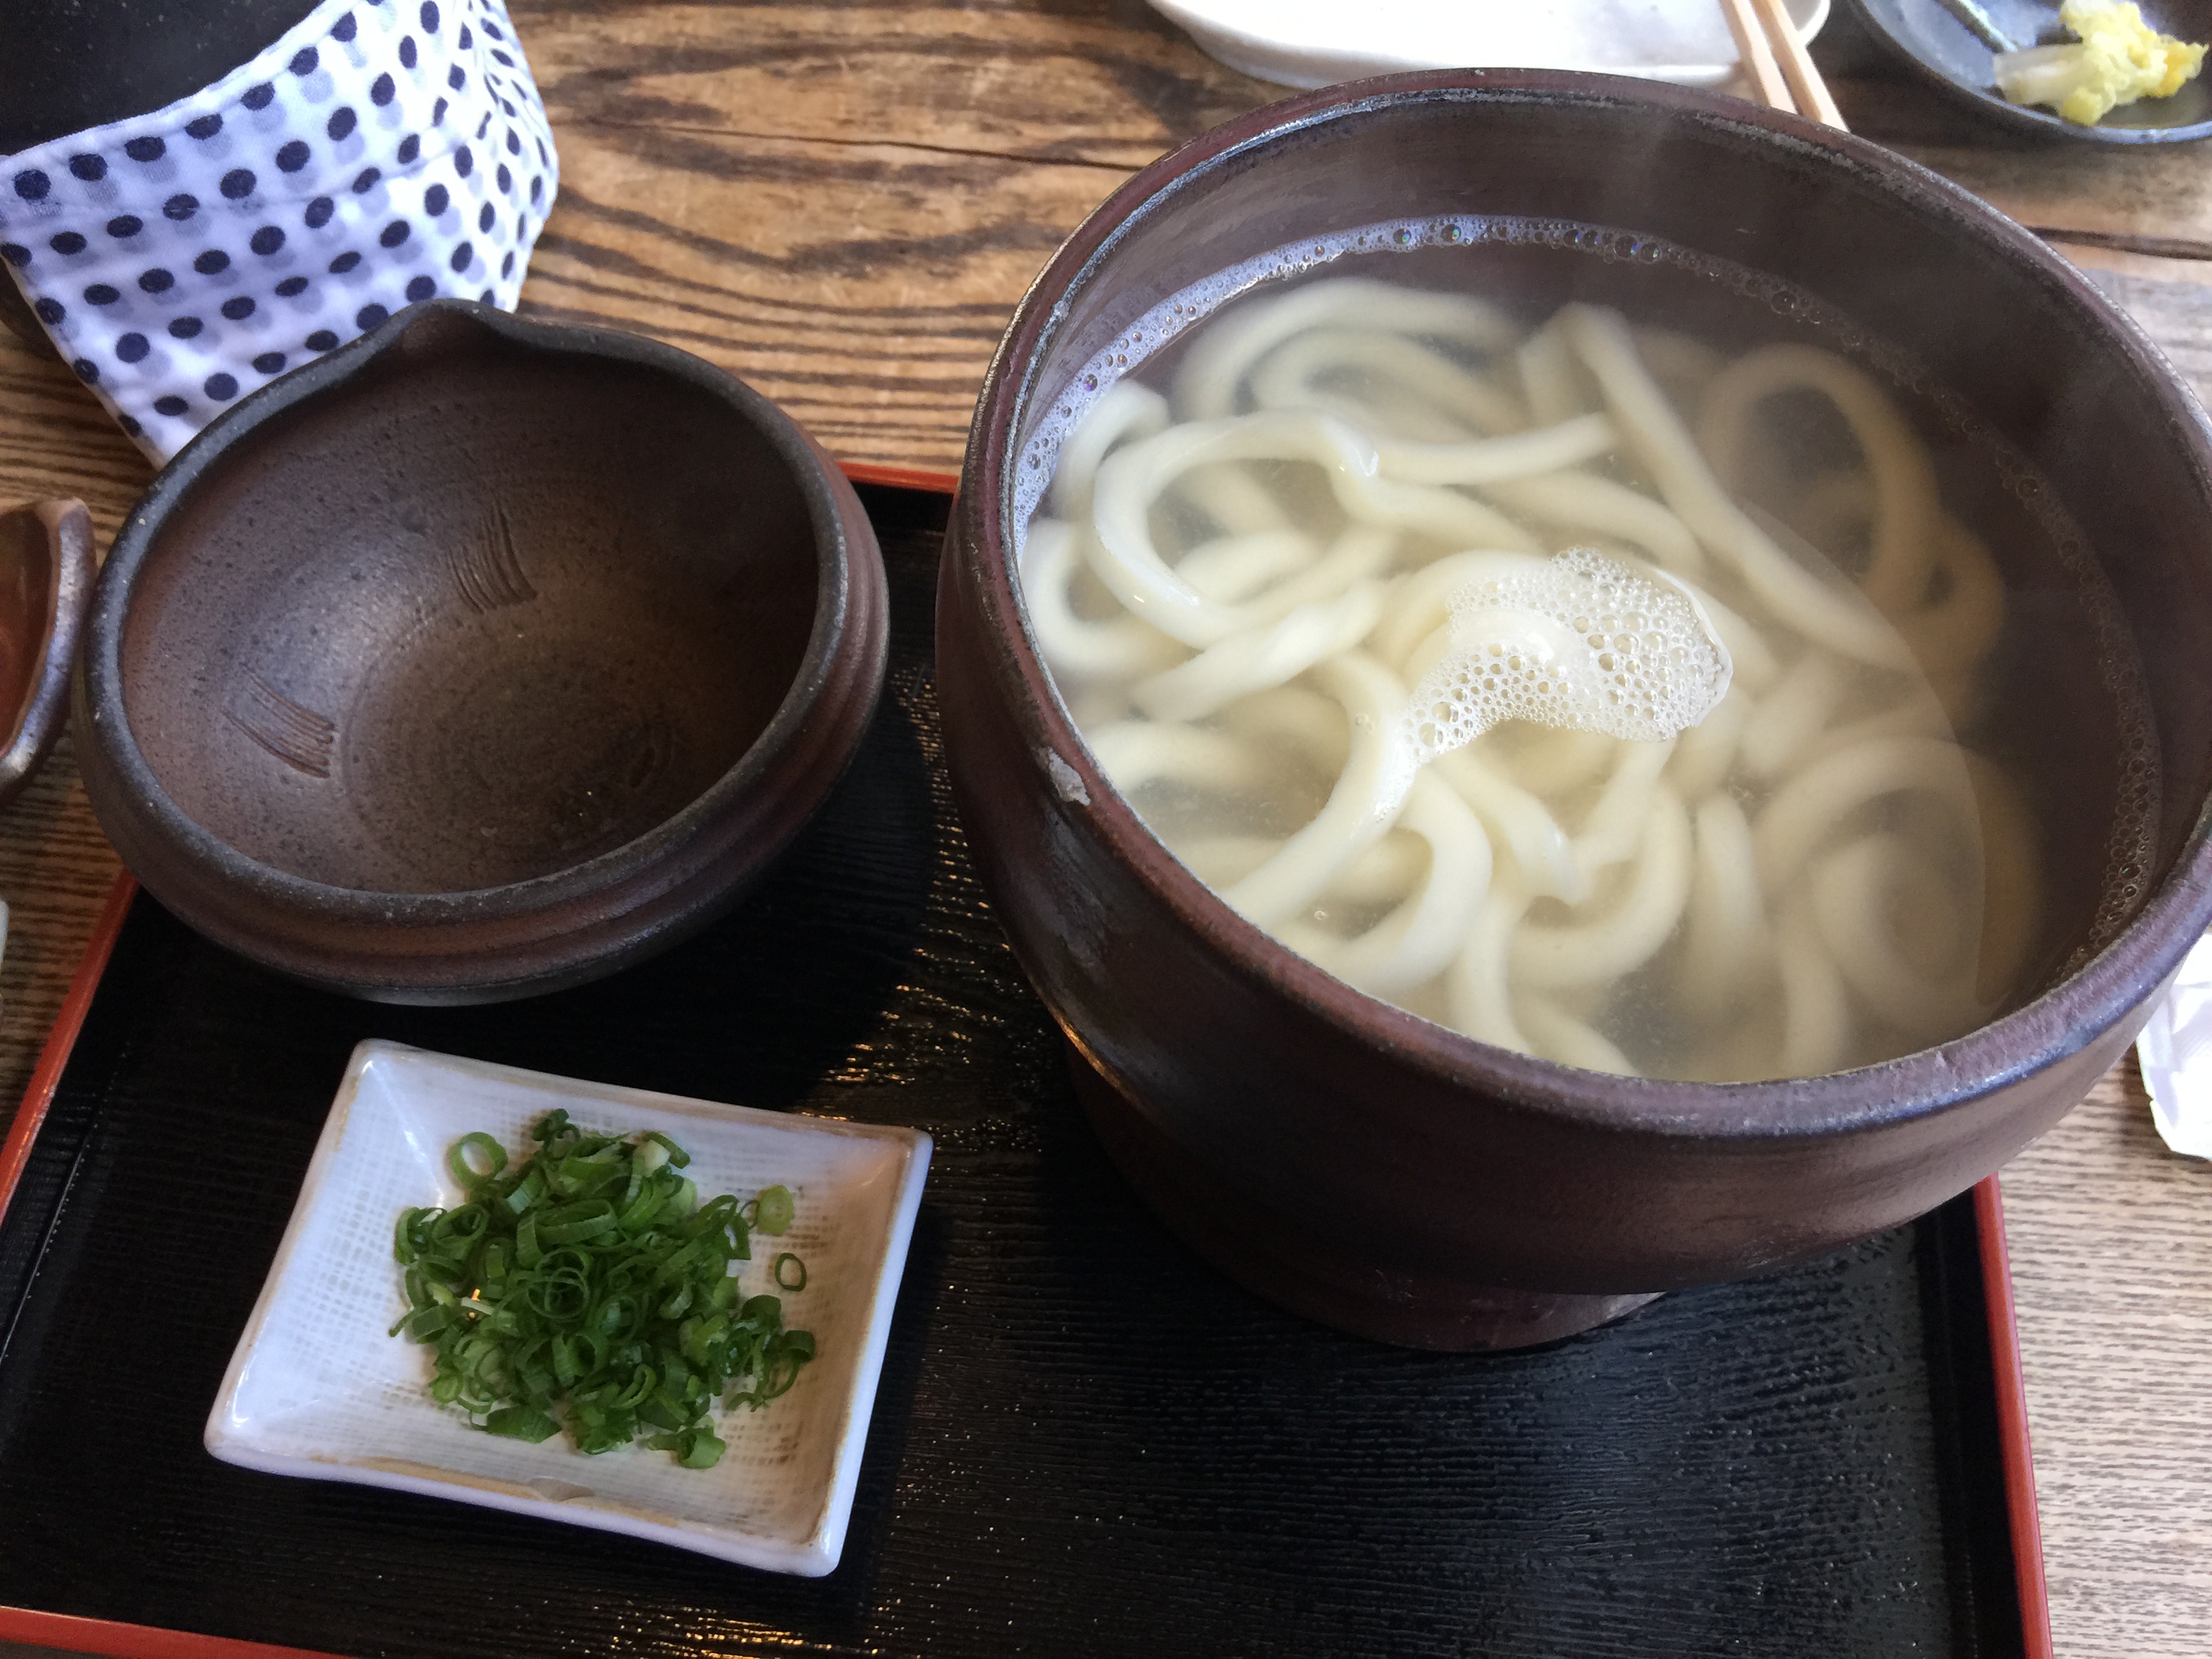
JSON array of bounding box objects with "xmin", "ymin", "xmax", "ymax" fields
[
  {"xmin": 78, "ymin": 300, "xmax": 887, "ymax": 1002},
  {"xmin": 0, "ymin": 499, "xmax": 94, "ymax": 807},
  {"xmin": 935, "ymin": 73, "xmax": 2212, "ymax": 1348}
]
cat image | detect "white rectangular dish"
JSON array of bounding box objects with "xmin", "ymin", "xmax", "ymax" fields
[{"xmin": 205, "ymin": 1039, "xmax": 931, "ymax": 1576}]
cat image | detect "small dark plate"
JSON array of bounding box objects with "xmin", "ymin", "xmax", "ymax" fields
[{"xmin": 1851, "ymin": 0, "xmax": 2212, "ymax": 140}]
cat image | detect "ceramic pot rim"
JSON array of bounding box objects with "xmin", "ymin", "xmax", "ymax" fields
[
  {"xmin": 958, "ymin": 68, "xmax": 2212, "ymax": 1139},
  {"xmin": 83, "ymin": 298, "xmax": 861, "ymax": 925}
]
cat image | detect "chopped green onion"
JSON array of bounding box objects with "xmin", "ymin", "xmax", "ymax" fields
[
  {"xmin": 448, "ymin": 1132, "xmax": 507, "ymax": 1188},
  {"xmin": 485, "ymin": 1406, "xmax": 560, "ymax": 1443},
  {"xmin": 754, "ymin": 1185, "xmax": 794, "ymax": 1235},
  {"xmin": 389, "ymin": 1113, "xmax": 817, "ymax": 1466}
]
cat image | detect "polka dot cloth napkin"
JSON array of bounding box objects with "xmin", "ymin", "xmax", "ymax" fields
[{"xmin": 0, "ymin": 0, "xmax": 558, "ymax": 464}]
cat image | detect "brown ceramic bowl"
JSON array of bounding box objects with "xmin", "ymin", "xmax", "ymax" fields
[
  {"xmin": 76, "ymin": 302, "xmax": 887, "ymax": 1003},
  {"xmin": 0, "ymin": 498, "xmax": 94, "ymax": 808},
  {"xmin": 936, "ymin": 72, "xmax": 2212, "ymax": 1349}
]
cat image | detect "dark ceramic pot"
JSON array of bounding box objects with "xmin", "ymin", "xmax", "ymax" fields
[
  {"xmin": 935, "ymin": 72, "xmax": 2212, "ymax": 1349},
  {"xmin": 77, "ymin": 301, "xmax": 888, "ymax": 1003}
]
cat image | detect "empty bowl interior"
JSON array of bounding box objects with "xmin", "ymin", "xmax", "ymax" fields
[
  {"xmin": 120, "ymin": 326, "xmax": 819, "ymax": 893},
  {"xmin": 1007, "ymin": 89, "xmax": 2212, "ymax": 1016}
]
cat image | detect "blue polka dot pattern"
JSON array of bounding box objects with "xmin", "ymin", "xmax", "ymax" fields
[{"xmin": 0, "ymin": 0, "xmax": 558, "ymax": 462}]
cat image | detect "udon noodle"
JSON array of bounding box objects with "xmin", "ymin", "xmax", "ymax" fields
[{"xmin": 1020, "ymin": 276, "xmax": 2039, "ymax": 1082}]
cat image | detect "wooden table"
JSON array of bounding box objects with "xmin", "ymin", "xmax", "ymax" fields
[{"xmin": 2, "ymin": 5, "xmax": 2209, "ymax": 1654}]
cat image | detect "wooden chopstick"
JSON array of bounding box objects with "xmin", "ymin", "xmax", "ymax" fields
[
  {"xmin": 1721, "ymin": 0, "xmax": 1849, "ymax": 131},
  {"xmin": 1719, "ymin": 0, "xmax": 1800, "ymax": 116}
]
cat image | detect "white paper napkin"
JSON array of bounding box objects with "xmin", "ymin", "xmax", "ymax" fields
[{"xmin": 2134, "ymin": 930, "xmax": 2212, "ymax": 1159}]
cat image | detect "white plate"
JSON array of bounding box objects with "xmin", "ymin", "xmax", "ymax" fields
[
  {"xmin": 205, "ymin": 1040, "xmax": 932, "ymax": 1576},
  {"xmin": 1149, "ymin": 0, "xmax": 1830, "ymax": 89}
]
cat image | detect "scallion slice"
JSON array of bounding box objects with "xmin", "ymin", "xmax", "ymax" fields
[{"xmin": 448, "ymin": 1132, "xmax": 507, "ymax": 1188}]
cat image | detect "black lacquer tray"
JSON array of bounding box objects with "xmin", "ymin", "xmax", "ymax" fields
[{"xmin": 0, "ymin": 485, "xmax": 2045, "ymax": 1658}]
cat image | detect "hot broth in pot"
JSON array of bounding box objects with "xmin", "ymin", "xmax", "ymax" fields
[{"xmin": 1015, "ymin": 222, "xmax": 2156, "ymax": 1082}]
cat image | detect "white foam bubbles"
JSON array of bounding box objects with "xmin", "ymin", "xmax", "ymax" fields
[{"xmin": 1402, "ymin": 548, "xmax": 1733, "ymax": 764}]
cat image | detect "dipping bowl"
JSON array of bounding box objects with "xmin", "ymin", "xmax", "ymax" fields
[
  {"xmin": 935, "ymin": 72, "xmax": 2212, "ymax": 1349},
  {"xmin": 77, "ymin": 302, "xmax": 887, "ymax": 1003}
]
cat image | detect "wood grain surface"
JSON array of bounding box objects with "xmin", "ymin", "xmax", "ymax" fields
[
  {"xmin": 2004, "ymin": 1061, "xmax": 2212, "ymax": 1659},
  {"xmin": 1, "ymin": 3, "xmax": 2211, "ymax": 1654},
  {"xmin": 511, "ymin": 0, "xmax": 1279, "ymax": 472}
]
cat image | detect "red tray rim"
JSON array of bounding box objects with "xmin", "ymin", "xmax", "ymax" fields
[{"xmin": 0, "ymin": 457, "xmax": 2050, "ymax": 1658}]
